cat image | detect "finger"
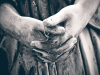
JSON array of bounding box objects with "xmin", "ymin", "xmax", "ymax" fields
[
  {"xmin": 32, "ymin": 49, "xmax": 49, "ymax": 57},
  {"xmin": 55, "ymin": 45, "xmax": 75, "ymax": 62},
  {"xmin": 36, "ymin": 55, "xmax": 52, "ymax": 63},
  {"xmin": 30, "ymin": 41, "xmax": 51, "ymax": 50},
  {"xmin": 34, "ymin": 20, "xmax": 65, "ymax": 35},
  {"xmin": 33, "ymin": 19, "xmax": 44, "ymax": 31},
  {"xmin": 30, "ymin": 41, "xmax": 43, "ymax": 49},
  {"xmin": 44, "ymin": 26, "xmax": 65, "ymax": 35},
  {"xmin": 52, "ymin": 38, "xmax": 77, "ymax": 54},
  {"xmin": 43, "ymin": 7, "xmax": 69, "ymax": 27}
]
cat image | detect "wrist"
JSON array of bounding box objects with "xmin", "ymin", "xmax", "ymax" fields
[
  {"xmin": 17, "ymin": 17, "xmax": 33, "ymax": 43},
  {"xmin": 0, "ymin": 3, "xmax": 33, "ymax": 47},
  {"xmin": 73, "ymin": 3, "xmax": 98, "ymax": 24},
  {"xmin": 76, "ymin": 0, "xmax": 99, "ymax": 17}
]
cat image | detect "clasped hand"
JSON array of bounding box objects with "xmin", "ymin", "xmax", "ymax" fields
[
  {"xmin": 0, "ymin": 1, "xmax": 98, "ymax": 62},
  {"xmin": 30, "ymin": 3, "xmax": 93, "ymax": 62},
  {"xmin": 30, "ymin": 5, "xmax": 90, "ymax": 62}
]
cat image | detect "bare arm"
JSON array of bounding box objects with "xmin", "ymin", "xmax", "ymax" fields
[
  {"xmin": 30, "ymin": 0, "xmax": 100, "ymax": 62},
  {"xmin": 43, "ymin": 0, "xmax": 99, "ymax": 42},
  {"xmin": 75, "ymin": 0, "xmax": 99, "ymax": 22},
  {"xmin": 0, "ymin": 3, "xmax": 65, "ymax": 48},
  {"xmin": 0, "ymin": 3, "xmax": 43, "ymax": 47},
  {"xmin": 40, "ymin": 0, "xmax": 100, "ymax": 53}
]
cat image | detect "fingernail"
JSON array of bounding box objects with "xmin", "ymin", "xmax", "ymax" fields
[
  {"xmin": 58, "ymin": 27, "xmax": 65, "ymax": 34},
  {"xmin": 30, "ymin": 41, "xmax": 36, "ymax": 46},
  {"xmin": 30, "ymin": 41, "xmax": 34, "ymax": 46},
  {"xmin": 43, "ymin": 20, "xmax": 47, "ymax": 26},
  {"xmin": 43, "ymin": 20, "xmax": 49, "ymax": 26},
  {"xmin": 43, "ymin": 19, "xmax": 53, "ymax": 27},
  {"xmin": 73, "ymin": 38, "xmax": 77, "ymax": 44},
  {"xmin": 61, "ymin": 28, "xmax": 65, "ymax": 33}
]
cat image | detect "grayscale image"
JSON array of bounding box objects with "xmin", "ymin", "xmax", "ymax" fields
[{"xmin": 0, "ymin": 0, "xmax": 100, "ymax": 75}]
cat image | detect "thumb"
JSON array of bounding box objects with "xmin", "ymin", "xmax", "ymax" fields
[{"xmin": 43, "ymin": 7, "xmax": 69, "ymax": 27}]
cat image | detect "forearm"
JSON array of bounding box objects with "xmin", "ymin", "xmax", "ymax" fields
[
  {"xmin": 75, "ymin": 0, "xmax": 99, "ymax": 6},
  {"xmin": 75, "ymin": 0, "xmax": 99, "ymax": 17},
  {"xmin": 0, "ymin": 3, "xmax": 32, "ymax": 47},
  {"xmin": 0, "ymin": 3, "xmax": 22, "ymax": 34}
]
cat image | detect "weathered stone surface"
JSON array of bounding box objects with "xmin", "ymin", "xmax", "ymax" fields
[{"xmin": 0, "ymin": 0, "xmax": 100, "ymax": 75}]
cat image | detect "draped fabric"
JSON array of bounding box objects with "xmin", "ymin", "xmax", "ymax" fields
[{"xmin": 0, "ymin": 0, "xmax": 100, "ymax": 75}]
